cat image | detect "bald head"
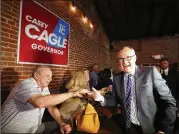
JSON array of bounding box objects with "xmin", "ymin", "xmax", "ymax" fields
[
  {"xmin": 117, "ymin": 46, "xmax": 136, "ymax": 57},
  {"xmin": 33, "ymin": 66, "xmax": 51, "ymax": 76}
]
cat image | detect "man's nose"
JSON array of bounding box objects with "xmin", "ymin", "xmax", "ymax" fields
[{"xmin": 123, "ymin": 58, "xmax": 128, "ymax": 64}]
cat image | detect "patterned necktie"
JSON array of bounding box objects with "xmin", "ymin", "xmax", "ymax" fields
[{"xmin": 125, "ymin": 75, "xmax": 133, "ymax": 129}]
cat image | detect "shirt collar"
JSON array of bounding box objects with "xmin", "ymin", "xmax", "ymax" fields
[
  {"xmin": 163, "ymin": 68, "xmax": 169, "ymax": 75},
  {"xmin": 164, "ymin": 68, "xmax": 169, "ymax": 72},
  {"xmin": 161, "ymin": 68, "xmax": 169, "ymax": 73},
  {"xmin": 31, "ymin": 77, "xmax": 48, "ymax": 92},
  {"xmin": 124, "ymin": 64, "xmax": 136, "ymax": 76},
  {"xmin": 31, "ymin": 77, "xmax": 39, "ymax": 87}
]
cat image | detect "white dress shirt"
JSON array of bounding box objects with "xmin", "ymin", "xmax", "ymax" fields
[{"xmin": 161, "ymin": 68, "xmax": 169, "ymax": 75}]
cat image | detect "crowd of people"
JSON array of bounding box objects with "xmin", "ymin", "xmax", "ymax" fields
[{"xmin": 1, "ymin": 46, "xmax": 179, "ymax": 134}]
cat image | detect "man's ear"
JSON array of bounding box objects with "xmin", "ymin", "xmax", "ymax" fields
[
  {"xmin": 134, "ymin": 55, "xmax": 137, "ymax": 62},
  {"xmin": 34, "ymin": 72, "xmax": 38, "ymax": 79}
]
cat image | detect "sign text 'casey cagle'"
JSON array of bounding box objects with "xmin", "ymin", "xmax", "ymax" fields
[
  {"xmin": 18, "ymin": 0, "xmax": 70, "ymax": 65},
  {"xmin": 25, "ymin": 15, "xmax": 68, "ymax": 55}
]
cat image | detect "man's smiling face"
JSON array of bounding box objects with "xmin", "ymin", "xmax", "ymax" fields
[{"xmin": 117, "ymin": 47, "xmax": 136, "ymax": 74}]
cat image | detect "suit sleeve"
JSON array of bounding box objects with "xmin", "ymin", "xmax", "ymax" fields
[
  {"xmin": 177, "ymin": 71, "xmax": 179, "ymax": 104},
  {"xmin": 152, "ymin": 67, "xmax": 176, "ymax": 133}
]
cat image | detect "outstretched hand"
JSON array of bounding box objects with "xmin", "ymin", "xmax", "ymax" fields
[
  {"xmin": 73, "ymin": 89, "xmax": 90, "ymax": 98},
  {"xmin": 91, "ymin": 87, "xmax": 104, "ymax": 102},
  {"xmin": 82, "ymin": 87, "xmax": 104, "ymax": 102}
]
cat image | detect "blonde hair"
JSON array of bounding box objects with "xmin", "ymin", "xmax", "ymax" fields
[{"xmin": 66, "ymin": 71, "xmax": 89, "ymax": 92}]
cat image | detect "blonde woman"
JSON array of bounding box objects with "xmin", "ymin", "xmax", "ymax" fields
[
  {"xmin": 59, "ymin": 69, "xmax": 90, "ymax": 128},
  {"xmin": 66, "ymin": 69, "xmax": 90, "ymax": 92}
]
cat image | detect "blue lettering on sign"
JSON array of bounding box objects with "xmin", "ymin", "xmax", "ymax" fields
[{"xmin": 48, "ymin": 19, "xmax": 69, "ymax": 49}]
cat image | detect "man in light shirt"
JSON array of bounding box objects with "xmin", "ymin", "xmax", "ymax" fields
[
  {"xmin": 87, "ymin": 46, "xmax": 176, "ymax": 134},
  {"xmin": 1, "ymin": 65, "xmax": 88, "ymax": 133}
]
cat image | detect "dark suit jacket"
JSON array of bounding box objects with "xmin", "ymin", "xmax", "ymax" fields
[
  {"xmin": 161, "ymin": 69, "xmax": 179, "ymax": 102},
  {"xmin": 104, "ymin": 65, "xmax": 176, "ymax": 134}
]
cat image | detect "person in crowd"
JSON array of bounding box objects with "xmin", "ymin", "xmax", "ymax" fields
[
  {"xmin": 160, "ymin": 58, "xmax": 179, "ymax": 102},
  {"xmin": 89, "ymin": 63, "xmax": 99, "ymax": 89},
  {"xmin": 95, "ymin": 68, "xmax": 113, "ymax": 90},
  {"xmin": 66, "ymin": 69, "xmax": 90, "ymax": 92},
  {"xmin": 59, "ymin": 69, "xmax": 90, "ymax": 129},
  {"xmin": 94, "ymin": 68, "xmax": 115, "ymax": 119},
  {"xmin": 1, "ymin": 66, "xmax": 88, "ymax": 133},
  {"xmin": 95, "ymin": 68, "xmax": 113, "ymax": 95},
  {"xmin": 160, "ymin": 58, "xmax": 179, "ymax": 134},
  {"xmin": 85, "ymin": 46, "xmax": 176, "ymax": 134}
]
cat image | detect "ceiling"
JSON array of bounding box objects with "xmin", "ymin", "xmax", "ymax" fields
[{"xmin": 93, "ymin": 0, "xmax": 179, "ymax": 42}]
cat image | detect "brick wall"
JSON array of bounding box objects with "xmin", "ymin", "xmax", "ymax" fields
[
  {"xmin": 111, "ymin": 37, "xmax": 179, "ymax": 72},
  {"xmin": 1, "ymin": 0, "xmax": 111, "ymax": 91}
]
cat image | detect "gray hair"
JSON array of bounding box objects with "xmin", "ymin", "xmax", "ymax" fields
[
  {"xmin": 32, "ymin": 65, "xmax": 51, "ymax": 77},
  {"xmin": 118, "ymin": 46, "xmax": 136, "ymax": 55}
]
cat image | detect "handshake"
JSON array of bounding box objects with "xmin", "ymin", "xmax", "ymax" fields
[
  {"xmin": 73, "ymin": 87, "xmax": 106, "ymax": 103},
  {"xmin": 98, "ymin": 85, "xmax": 112, "ymax": 95}
]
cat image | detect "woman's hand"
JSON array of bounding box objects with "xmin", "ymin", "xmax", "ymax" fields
[
  {"xmin": 107, "ymin": 85, "xmax": 112, "ymax": 92},
  {"xmin": 98, "ymin": 87, "xmax": 108, "ymax": 95},
  {"xmin": 60, "ymin": 123, "xmax": 72, "ymax": 134},
  {"xmin": 98, "ymin": 85, "xmax": 112, "ymax": 95}
]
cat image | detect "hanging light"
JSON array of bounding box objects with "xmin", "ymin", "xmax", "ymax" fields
[
  {"xmin": 70, "ymin": 0, "xmax": 76, "ymax": 12},
  {"xmin": 71, "ymin": 5, "xmax": 76, "ymax": 11},
  {"xmin": 83, "ymin": 15, "xmax": 87, "ymax": 23},
  {"xmin": 90, "ymin": 22, "xmax": 93, "ymax": 28}
]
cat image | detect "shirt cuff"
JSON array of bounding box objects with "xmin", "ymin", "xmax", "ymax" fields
[{"xmin": 100, "ymin": 97, "xmax": 105, "ymax": 106}]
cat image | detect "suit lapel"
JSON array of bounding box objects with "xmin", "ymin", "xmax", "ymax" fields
[
  {"xmin": 120, "ymin": 72, "xmax": 126, "ymax": 108},
  {"xmin": 135, "ymin": 66, "xmax": 143, "ymax": 109}
]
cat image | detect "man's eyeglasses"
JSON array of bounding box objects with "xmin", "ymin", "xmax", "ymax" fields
[{"xmin": 118, "ymin": 55, "xmax": 135, "ymax": 62}]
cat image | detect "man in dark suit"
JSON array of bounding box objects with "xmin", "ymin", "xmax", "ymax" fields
[
  {"xmin": 160, "ymin": 58, "xmax": 179, "ymax": 102},
  {"xmin": 87, "ymin": 46, "xmax": 176, "ymax": 134},
  {"xmin": 160, "ymin": 58, "xmax": 179, "ymax": 134}
]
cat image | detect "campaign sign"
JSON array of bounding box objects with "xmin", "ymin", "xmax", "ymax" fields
[{"xmin": 17, "ymin": 0, "xmax": 70, "ymax": 65}]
